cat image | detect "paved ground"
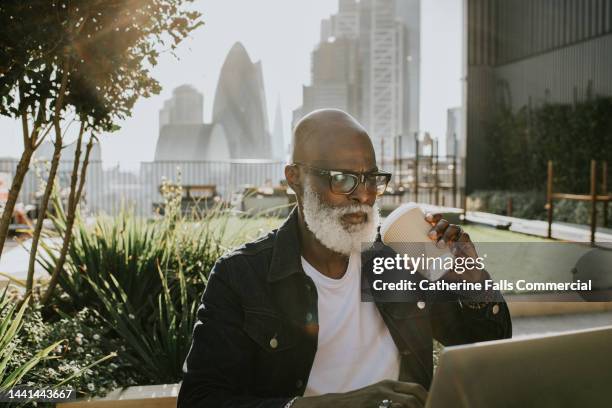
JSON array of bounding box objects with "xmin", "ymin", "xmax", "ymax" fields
[
  {"xmin": 512, "ymin": 311, "xmax": 612, "ymax": 337},
  {"xmin": 466, "ymin": 211, "xmax": 612, "ymax": 245},
  {"xmin": 3, "ymin": 237, "xmax": 18, "ymax": 251},
  {"xmin": 1, "ymin": 237, "xmax": 52, "ymax": 284}
]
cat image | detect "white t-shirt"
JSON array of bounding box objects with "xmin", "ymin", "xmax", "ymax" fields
[{"xmin": 301, "ymin": 252, "xmax": 400, "ymax": 396}]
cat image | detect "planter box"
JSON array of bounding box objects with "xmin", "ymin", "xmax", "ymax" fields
[{"xmin": 57, "ymin": 383, "xmax": 179, "ymax": 408}]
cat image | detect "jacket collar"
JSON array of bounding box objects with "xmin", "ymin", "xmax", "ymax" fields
[{"xmin": 267, "ymin": 206, "xmax": 304, "ymax": 282}]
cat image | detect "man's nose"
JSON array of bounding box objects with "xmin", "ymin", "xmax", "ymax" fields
[{"xmin": 350, "ymin": 181, "xmax": 376, "ymax": 206}]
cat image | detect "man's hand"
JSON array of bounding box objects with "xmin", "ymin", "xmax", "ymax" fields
[
  {"xmin": 425, "ymin": 212, "xmax": 487, "ymax": 283},
  {"xmin": 292, "ymin": 380, "xmax": 427, "ymax": 408}
]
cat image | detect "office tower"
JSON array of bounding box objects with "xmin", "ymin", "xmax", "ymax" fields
[
  {"xmin": 445, "ymin": 107, "xmax": 464, "ymax": 158},
  {"xmin": 320, "ymin": 18, "xmax": 332, "ymax": 42},
  {"xmin": 154, "ymin": 85, "xmax": 212, "ymax": 162},
  {"xmin": 271, "ymin": 98, "xmax": 286, "ymax": 160},
  {"xmin": 359, "ymin": 0, "xmax": 405, "ymax": 164},
  {"xmin": 154, "ymin": 42, "xmax": 274, "ymax": 162},
  {"xmin": 295, "ymin": 0, "xmax": 421, "ymax": 164},
  {"xmin": 395, "ymin": 0, "xmax": 421, "ymax": 150},
  {"xmin": 302, "ymin": 37, "xmax": 360, "ymax": 116},
  {"xmin": 332, "ymin": 0, "xmax": 360, "ymax": 39},
  {"xmin": 213, "ymin": 42, "xmax": 272, "ymax": 159},
  {"xmin": 159, "ymin": 85, "xmax": 204, "ymax": 127},
  {"xmin": 159, "ymin": 85, "xmax": 204, "ymax": 126},
  {"xmin": 465, "ymin": 0, "xmax": 612, "ymax": 192}
]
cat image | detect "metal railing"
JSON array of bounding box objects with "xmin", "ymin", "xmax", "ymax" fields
[
  {"xmin": 1, "ymin": 155, "xmax": 466, "ymax": 219},
  {"xmin": 0, "ymin": 159, "xmax": 286, "ymax": 217}
]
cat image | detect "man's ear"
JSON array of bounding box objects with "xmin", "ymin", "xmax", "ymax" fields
[{"xmin": 285, "ymin": 164, "xmax": 302, "ymax": 196}]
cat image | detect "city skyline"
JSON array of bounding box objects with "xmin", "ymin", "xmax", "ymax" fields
[{"xmin": 0, "ymin": 0, "xmax": 462, "ymax": 168}]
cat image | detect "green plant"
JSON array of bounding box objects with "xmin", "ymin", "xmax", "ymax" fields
[
  {"xmin": 0, "ymin": 289, "xmax": 62, "ymax": 391},
  {"xmin": 8, "ymin": 301, "xmax": 135, "ymax": 403},
  {"xmin": 485, "ymin": 96, "xmax": 612, "ymax": 193},
  {"xmin": 468, "ymin": 189, "xmax": 612, "ymax": 226},
  {"xmin": 80, "ymin": 254, "xmax": 199, "ymax": 383},
  {"xmin": 467, "ymin": 190, "xmax": 547, "ymax": 220},
  {"xmin": 36, "ymin": 178, "xmax": 281, "ymax": 383}
]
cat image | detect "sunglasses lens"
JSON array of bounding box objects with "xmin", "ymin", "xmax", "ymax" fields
[{"xmin": 330, "ymin": 173, "xmax": 358, "ymax": 194}]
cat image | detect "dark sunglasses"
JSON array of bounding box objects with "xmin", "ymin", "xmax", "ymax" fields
[{"xmin": 292, "ymin": 162, "xmax": 392, "ymax": 196}]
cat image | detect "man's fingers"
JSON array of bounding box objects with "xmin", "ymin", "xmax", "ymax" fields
[
  {"xmin": 456, "ymin": 231, "xmax": 471, "ymax": 243},
  {"xmin": 442, "ymin": 224, "xmax": 463, "ymax": 243},
  {"xmin": 388, "ymin": 392, "xmax": 425, "ymax": 408},
  {"xmin": 428, "ymin": 219, "xmax": 448, "ymax": 241},
  {"xmin": 391, "ymin": 382, "xmax": 428, "ymax": 405},
  {"xmin": 424, "ymin": 212, "xmax": 442, "ymax": 225}
]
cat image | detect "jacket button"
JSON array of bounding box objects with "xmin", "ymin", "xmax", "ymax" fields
[
  {"xmin": 296, "ymin": 379, "xmax": 303, "ymax": 388},
  {"xmin": 417, "ymin": 301, "xmax": 426, "ymax": 309},
  {"xmin": 270, "ymin": 338, "xmax": 278, "ymax": 349},
  {"xmin": 306, "ymin": 312, "xmax": 313, "ymax": 322},
  {"xmin": 492, "ymin": 304, "xmax": 500, "ymax": 315}
]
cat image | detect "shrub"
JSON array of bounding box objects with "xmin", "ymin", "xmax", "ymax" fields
[
  {"xmin": 467, "ymin": 190, "xmax": 612, "ymax": 226},
  {"xmin": 467, "ymin": 190, "xmax": 547, "ymax": 220},
  {"xmin": 485, "ymin": 96, "xmax": 612, "ymax": 193},
  {"xmin": 1, "ymin": 289, "xmax": 62, "ymax": 393},
  {"xmin": 5, "ymin": 295, "xmax": 138, "ymax": 407},
  {"xmin": 37, "ymin": 182, "xmax": 282, "ymax": 384}
]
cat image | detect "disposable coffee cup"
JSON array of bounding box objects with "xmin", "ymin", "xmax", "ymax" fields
[{"xmin": 380, "ymin": 203, "xmax": 453, "ymax": 281}]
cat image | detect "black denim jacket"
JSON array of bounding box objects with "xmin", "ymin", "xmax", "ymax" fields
[{"xmin": 178, "ymin": 208, "xmax": 512, "ymax": 407}]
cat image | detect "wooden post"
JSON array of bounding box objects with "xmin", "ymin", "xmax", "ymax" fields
[
  {"xmin": 414, "ymin": 133, "xmax": 419, "ymax": 202},
  {"xmin": 590, "ymin": 160, "xmax": 597, "ymax": 245},
  {"xmin": 546, "ymin": 160, "xmax": 554, "ymax": 239},
  {"xmin": 507, "ymin": 196, "xmax": 513, "ymax": 217},
  {"xmin": 602, "ymin": 161, "xmax": 608, "ymax": 228}
]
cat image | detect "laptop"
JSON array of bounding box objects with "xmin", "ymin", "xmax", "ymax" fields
[{"xmin": 426, "ymin": 325, "xmax": 612, "ymax": 408}]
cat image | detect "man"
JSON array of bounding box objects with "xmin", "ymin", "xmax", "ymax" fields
[{"xmin": 178, "ymin": 109, "xmax": 511, "ymax": 408}]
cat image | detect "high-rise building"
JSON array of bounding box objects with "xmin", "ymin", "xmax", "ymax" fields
[
  {"xmin": 154, "ymin": 42, "xmax": 274, "ymax": 162},
  {"xmin": 465, "ymin": 0, "xmax": 612, "ymax": 192},
  {"xmin": 332, "ymin": 0, "xmax": 360, "ymax": 39},
  {"xmin": 159, "ymin": 85, "xmax": 204, "ymax": 127},
  {"xmin": 213, "ymin": 42, "xmax": 272, "ymax": 159},
  {"xmin": 445, "ymin": 107, "xmax": 464, "ymax": 158},
  {"xmin": 359, "ymin": 0, "xmax": 405, "ymax": 164},
  {"xmin": 395, "ymin": 0, "xmax": 421, "ymax": 146},
  {"xmin": 295, "ymin": 0, "xmax": 421, "ymax": 165},
  {"xmin": 154, "ymin": 85, "xmax": 216, "ymax": 162},
  {"xmin": 301, "ymin": 37, "xmax": 360, "ymax": 117},
  {"xmin": 320, "ymin": 18, "xmax": 332, "ymax": 42},
  {"xmin": 271, "ymin": 98, "xmax": 286, "ymax": 160}
]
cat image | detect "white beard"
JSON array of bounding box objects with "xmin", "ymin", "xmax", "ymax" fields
[{"xmin": 302, "ymin": 178, "xmax": 380, "ymax": 256}]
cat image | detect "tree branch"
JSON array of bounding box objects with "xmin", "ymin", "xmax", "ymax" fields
[
  {"xmin": 19, "ymin": 82, "xmax": 30, "ymax": 148},
  {"xmin": 40, "ymin": 121, "xmax": 86, "ymax": 305},
  {"xmin": 52, "ymin": 57, "xmax": 71, "ymax": 144}
]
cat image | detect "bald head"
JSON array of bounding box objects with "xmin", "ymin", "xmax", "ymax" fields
[{"xmin": 291, "ymin": 109, "xmax": 376, "ymax": 166}]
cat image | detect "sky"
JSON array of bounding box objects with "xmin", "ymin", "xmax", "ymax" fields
[{"xmin": 0, "ymin": 0, "xmax": 463, "ymax": 166}]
